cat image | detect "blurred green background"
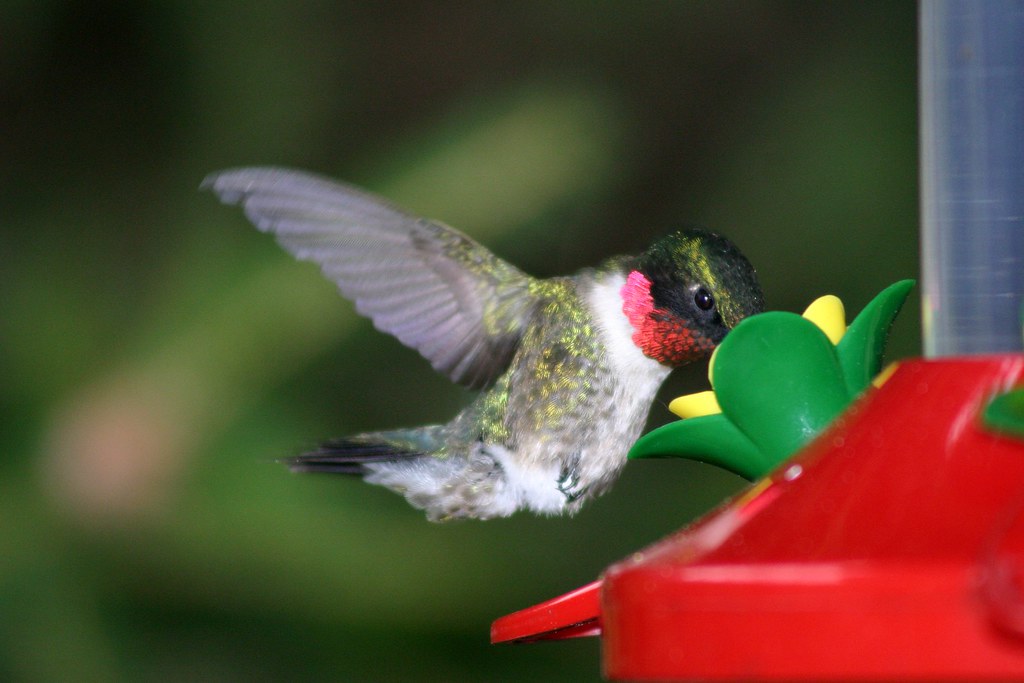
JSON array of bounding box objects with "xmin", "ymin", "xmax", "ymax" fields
[{"xmin": 2, "ymin": 2, "xmax": 918, "ymax": 681}]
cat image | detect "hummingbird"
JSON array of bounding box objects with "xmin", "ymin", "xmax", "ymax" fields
[{"xmin": 204, "ymin": 168, "xmax": 764, "ymax": 521}]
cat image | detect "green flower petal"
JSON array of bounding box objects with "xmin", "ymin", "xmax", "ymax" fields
[
  {"xmin": 628, "ymin": 282, "xmax": 913, "ymax": 482},
  {"xmin": 714, "ymin": 312, "xmax": 851, "ymax": 463},
  {"xmin": 983, "ymin": 388, "xmax": 1024, "ymax": 441},
  {"xmin": 628, "ymin": 413, "xmax": 769, "ymax": 480},
  {"xmin": 836, "ymin": 279, "xmax": 915, "ymax": 395}
]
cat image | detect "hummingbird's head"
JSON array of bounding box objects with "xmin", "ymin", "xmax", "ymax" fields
[{"xmin": 622, "ymin": 229, "xmax": 764, "ymax": 367}]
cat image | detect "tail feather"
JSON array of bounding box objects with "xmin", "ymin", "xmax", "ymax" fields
[{"xmin": 287, "ymin": 436, "xmax": 425, "ymax": 475}]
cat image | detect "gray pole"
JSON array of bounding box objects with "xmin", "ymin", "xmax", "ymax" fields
[{"xmin": 920, "ymin": 0, "xmax": 1024, "ymax": 356}]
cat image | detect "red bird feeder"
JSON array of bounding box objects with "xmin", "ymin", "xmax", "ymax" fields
[{"xmin": 494, "ymin": 357, "xmax": 1024, "ymax": 679}]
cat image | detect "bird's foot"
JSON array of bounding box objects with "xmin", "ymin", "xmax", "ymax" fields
[{"xmin": 556, "ymin": 463, "xmax": 587, "ymax": 504}]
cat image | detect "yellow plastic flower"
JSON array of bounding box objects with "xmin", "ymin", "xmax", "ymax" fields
[
  {"xmin": 801, "ymin": 295, "xmax": 845, "ymax": 344},
  {"xmin": 668, "ymin": 294, "xmax": 847, "ymax": 420},
  {"xmin": 668, "ymin": 389, "xmax": 721, "ymax": 419}
]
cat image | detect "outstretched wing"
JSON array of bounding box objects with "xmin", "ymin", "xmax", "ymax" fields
[{"xmin": 204, "ymin": 167, "xmax": 537, "ymax": 389}]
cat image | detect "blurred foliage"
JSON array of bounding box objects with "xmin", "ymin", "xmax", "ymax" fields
[{"xmin": 1, "ymin": 1, "xmax": 917, "ymax": 681}]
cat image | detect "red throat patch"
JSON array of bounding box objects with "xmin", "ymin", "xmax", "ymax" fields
[
  {"xmin": 621, "ymin": 270, "xmax": 712, "ymax": 366},
  {"xmin": 622, "ymin": 270, "xmax": 656, "ymax": 332}
]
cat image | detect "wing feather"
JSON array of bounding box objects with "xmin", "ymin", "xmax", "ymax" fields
[{"xmin": 203, "ymin": 167, "xmax": 537, "ymax": 389}]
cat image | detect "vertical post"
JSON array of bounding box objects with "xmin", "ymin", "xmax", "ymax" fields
[{"xmin": 920, "ymin": 0, "xmax": 1024, "ymax": 356}]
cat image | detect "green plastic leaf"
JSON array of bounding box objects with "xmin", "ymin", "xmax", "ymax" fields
[
  {"xmin": 983, "ymin": 388, "xmax": 1024, "ymax": 441},
  {"xmin": 713, "ymin": 311, "xmax": 851, "ymax": 464},
  {"xmin": 836, "ymin": 279, "xmax": 915, "ymax": 395},
  {"xmin": 628, "ymin": 413, "xmax": 769, "ymax": 480},
  {"xmin": 628, "ymin": 282, "xmax": 913, "ymax": 482}
]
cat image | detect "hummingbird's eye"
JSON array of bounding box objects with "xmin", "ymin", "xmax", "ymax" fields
[{"xmin": 694, "ymin": 288, "xmax": 715, "ymax": 311}]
